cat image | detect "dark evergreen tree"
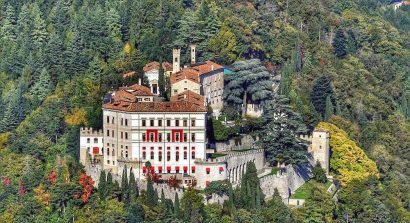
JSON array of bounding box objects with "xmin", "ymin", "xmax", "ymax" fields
[
  {"xmin": 126, "ymin": 202, "xmax": 145, "ymax": 223},
  {"xmin": 0, "ymin": 4, "xmax": 17, "ymax": 42},
  {"xmin": 346, "ymin": 29, "xmax": 358, "ymax": 54},
  {"xmin": 224, "ymin": 59, "xmax": 274, "ymax": 116},
  {"xmin": 258, "ymin": 95, "xmax": 308, "ymax": 166},
  {"xmin": 174, "ymin": 193, "xmax": 181, "ymax": 219},
  {"xmin": 324, "ymin": 95, "xmax": 334, "ymax": 121},
  {"xmin": 310, "ymin": 75, "xmax": 336, "ymax": 119},
  {"xmin": 333, "ymin": 28, "xmax": 347, "ymax": 58},
  {"xmin": 146, "ymin": 174, "xmax": 157, "ymax": 207},
  {"xmin": 312, "ymin": 162, "xmax": 327, "ymax": 183},
  {"xmin": 98, "ymin": 171, "xmax": 107, "ymax": 199},
  {"xmin": 121, "ymin": 166, "xmax": 129, "ymax": 203}
]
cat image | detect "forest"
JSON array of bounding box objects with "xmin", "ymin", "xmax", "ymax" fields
[{"xmin": 0, "ymin": 0, "xmax": 409, "ymax": 222}]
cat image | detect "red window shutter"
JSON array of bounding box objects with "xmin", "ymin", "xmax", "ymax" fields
[
  {"xmin": 92, "ymin": 147, "xmax": 99, "ymax": 154},
  {"xmin": 206, "ymin": 168, "xmax": 210, "ymax": 173},
  {"xmin": 143, "ymin": 166, "xmax": 147, "ymax": 173}
]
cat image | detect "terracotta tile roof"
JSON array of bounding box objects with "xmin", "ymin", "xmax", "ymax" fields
[
  {"xmin": 103, "ymin": 101, "xmax": 206, "ymax": 113},
  {"xmin": 170, "ymin": 90, "xmax": 205, "ymax": 107},
  {"xmin": 170, "ymin": 68, "xmax": 200, "ymax": 84},
  {"xmin": 189, "ymin": 61, "xmax": 224, "ymax": 76},
  {"xmin": 112, "ymin": 90, "xmax": 138, "ymax": 102},
  {"xmin": 143, "ymin": 61, "xmax": 173, "ymax": 72},
  {"xmin": 123, "ymin": 71, "xmax": 137, "ymax": 78},
  {"xmin": 118, "ymin": 84, "xmax": 153, "ymax": 96}
]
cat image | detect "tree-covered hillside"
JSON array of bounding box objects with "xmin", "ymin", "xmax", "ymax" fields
[{"xmin": 0, "ymin": 0, "xmax": 409, "ymax": 222}]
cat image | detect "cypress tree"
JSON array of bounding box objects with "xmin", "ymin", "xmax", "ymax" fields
[
  {"xmin": 122, "ymin": 166, "xmax": 129, "ymax": 203},
  {"xmin": 161, "ymin": 189, "xmax": 165, "ymax": 204},
  {"xmin": 98, "ymin": 170, "xmax": 107, "ymax": 199},
  {"xmin": 129, "ymin": 168, "xmax": 137, "ymax": 202},
  {"xmin": 107, "ymin": 172, "xmax": 113, "ymax": 196},
  {"xmin": 333, "ymin": 28, "xmax": 347, "ymax": 58},
  {"xmin": 158, "ymin": 58, "xmax": 165, "ymax": 97},
  {"xmin": 324, "ymin": 95, "xmax": 334, "ymax": 120},
  {"xmin": 146, "ymin": 175, "xmax": 156, "ymax": 207},
  {"xmin": 174, "ymin": 193, "xmax": 180, "ymax": 219},
  {"xmin": 256, "ymin": 185, "xmax": 261, "ymax": 209},
  {"xmin": 310, "ymin": 75, "xmax": 336, "ymax": 118}
]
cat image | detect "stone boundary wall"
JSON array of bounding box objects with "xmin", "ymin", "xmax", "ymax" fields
[{"xmin": 214, "ymin": 134, "xmax": 259, "ymax": 152}]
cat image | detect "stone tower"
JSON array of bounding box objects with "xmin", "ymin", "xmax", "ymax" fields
[
  {"xmin": 310, "ymin": 129, "xmax": 330, "ymax": 175},
  {"xmin": 190, "ymin": 44, "xmax": 196, "ymax": 64},
  {"xmin": 173, "ymin": 48, "xmax": 181, "ymax": 74}
]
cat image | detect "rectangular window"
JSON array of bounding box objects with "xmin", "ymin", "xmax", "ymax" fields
[
  {"xmin": 150, "ymin": 119, "xmax": 154, "ymax": 127},
  {"xmin": 158, "ymin": 119, "xmax": 162, "ymax": 127},
  {"xmin": 192, "ymin": 151, "xmax": 195, "ymax": 159},
  {"xmin": 176, "ymin": 152, "xmax": 179, "ymax": 161},
  {"xmin": 175, "ymin": 133, "xmax": 180, "ymax": 142},
  {"xmin": 150, "ymin": 132, "xmax": 154, "ymax": 142},
  {"xmin": 142, "ymin": 151, "xmax": 146, "ymax": 160},
  {"xmin": 121, "ymin": 132, "xmax": 123, "ymax": 139},
  {"xmin": 125, "ymin": 132, "xmax": 128, "ymax": 140},
  {"xmin": 107, "ymin": 116, "xmax": 110, "ymax": 123},
  {"xmin": 184, "ymin": 151, "xmax": 187, "ymax": 160},
  {"xmin": 191, "ymin": 119, "xmax": 196, "ymax": 127},
  {"xmin": 167, "ymin": 133, "xmax": 171, "ymax": 142},
  {"xmin": 87, "ymin": 138, "xmax": 90, "ymax": 143},
  {"xmin": 159, "ymin": 152, "xmax": 162, "ymax": 161},
  {"xmin": 142, "ymin": 119, "xmax": 146, "ymax": 127},
  {"xmin": 142, "ymin": 133, "xmax": 146, "ymax": 141},
  {"xmin": 184, "ymin": 133, "xmax": 187, "ymax": 142},
  {"xmin": 167, "ymin": 119, "xmax": 171, "ymax": 126},
  {"xmin": 125, "ymin": 119, "xmax": 128, "ymax": 126},
  {"xmin": 106, "ymin": 130, "xmax": 110, "ymax": 137},
  {"xmin": 175, "ymin": 119, "xmax": 179, "ymax": 127},
  {"xmin": 183, "ymin": 119, "xmax": 188, "ymax": 127},
  {"xmin": 94, "ymin": 138, "xmax": 98, "ymax": 143},
  {"xmin": 121, "ymin": 118, "xmax": 123, "ymax": 126},
  {"xmin": 112, "ymin": 117, "xmax": 114, "ymax": 124},
  {"xmin": 107, "ymin": 160, "xmax": 110, "ymax": 164},
  {"xmin": 111, "ymin": 130, "xmax": 114, "ymax": 137},
  {"xmin": 150, "ymin": 152, "xmax": 154, "ymax": 160},
  {"xmin": 191, "ymin": 133, "xmax": 196, "ymax": 142},
  {"xmin": 158, "ymin": 133, "xmax": 162, "ymax": 142},
  {"xmin": 167, "ymin": 152, "xmax": 171, "ymax": 161}
]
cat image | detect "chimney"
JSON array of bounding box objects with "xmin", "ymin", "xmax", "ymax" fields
[
  {"xmin": 138, "ymin": 78, "xmax": 141, "ymax": 85},
  {"xmin": 190, "ymin": 44, "xmax": 196, "ymax": 64},
  {"xmin": 211, "ymin": 65, "xmax": 214, "ymax": 71},
  {"xmin": 173, "ymin": 48, "xmax": 181, "ymax": 74}
]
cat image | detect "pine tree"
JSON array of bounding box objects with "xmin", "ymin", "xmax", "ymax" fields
[
  {"xmin": 174, "ymin": 193, "xmax": 181, "ymax": 219},
  {"xmin": 158, "ymin": 59, "xmax": 165, "ymax": 97},
  {"xmin": 1, "ymin": 5, "xmax": 17, "ymax": 42},
  {"xmin": 98, "ymin": 171, "xmax": 107, "ymax": 199},
  {"xmin": 259, "ymin": 95, "xmax": 308, "ymax": 166},
  {"xmin": 129, "ymin": 169, "xmax": 137, "ymax": 202},
  {"xmin": 30, "ymin": 68, "xmax": 53, "ymax": 103},
  {"xmin": 0, "ymin": 83, "xmax": 26, "ymax": 133},
  {"xmin": 107, "ymin": 172, "xmax": 113, "ymax": 197},
  {"xmin": 255, "ymin": 185, "xmax": 261, "ymax": 209},
  {"xmin": 46, "ymin": 32, "xmax": 65, "ymax": 81},
  {"xmin": 121, "ymin": 166, "xmax": 129, "ymax": 203},
  {"xmin": 333, "ymin": 28, "xmax": 347, "ymax": 58},
  {"xmin": 65, "ymin": 32, "xmax": 89, "ymax": 77},
  {"xmin": 31, "ymin": 4, "xmax": 48, "ymax": 47},
  {"xmin": 224, "ymin": 59, "xmax": 274, "ymax": 116},
  {"xmin": 127, "ymin": 202, "xmax": 145, "ymax": 222},
  {"xmin": 324, "ymin": 95, "xmax": 334, "ymax": 120},
  {"xmin": 146, "ymin": 174, "xmax": 156, "ymax": 207},
  {"xmin": 346, "ymin": 29, "xmax": 358, "ymax": 55},
  {"xmin": 310, "ymin": 75, "xmax": 336, "ymax": 119}
]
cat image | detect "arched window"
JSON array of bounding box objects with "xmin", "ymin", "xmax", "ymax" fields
[
  {"xmin": 142, "ymin": 151, "xmax": 146, "ymax": 160},
  {"xmin": 150, "ymin": 151, "xmax": 154, "ymax": 160},
  {"xmin": 125, "ymin": 151, "xmax": 128, "ymax": 158},
  {"xmin": 191, "ymin": 151, "xmax": 195, "ymax": 159},
  {"xmin": 112, "ymin": 149, "xmax": 115, "ymax": 156},
  {"xmin": 150, "ymin": 132, "xmax": 154, "ymax": 142},
  {"xmin": 176, "ymin": 151, "xmax": 180, "ymax": 161}
]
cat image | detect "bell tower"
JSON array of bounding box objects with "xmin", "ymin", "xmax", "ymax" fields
[{"xmin": 173, "ymin": 48, "xmax": 181, "ymax": 74}]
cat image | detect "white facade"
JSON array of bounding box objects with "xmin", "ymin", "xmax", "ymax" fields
[
  {"xmin": 102, "ymin": 109, "xmax": 207, "ymax": 179},
  {"xmin": 144, "ymin": 69, "xmax": 160, "ymax": 95},
  {"xmin": 79, "ymin": 127, "xmax": 104, "ymax": 165}
]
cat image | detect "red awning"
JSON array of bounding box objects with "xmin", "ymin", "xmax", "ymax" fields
[
  {"xmin": 167, "ymin": 166, "xmax": 171, "ymax": 171},
  {"xmin": 219, "ymin": 167, "xmax": 224, "ymax": 171},
  {"xmin": 92, "ymin": 147, "xmax": 99, "ymax": 154},
  {"xmin": 191, "ymin": 166, "xmax": 196, "ymax": 171},
  {"xmin": 158, "ymin": 166, "xmax": 163, "ymax": 170},
  {"xmin": 183, "ymin": 166, "xmax": 188, "ymax": 171},
  {"xmin": 175, "ymin": 166, "xmax": 180, "ymax": 170},
  {"xmin": 143, "ymin": 166, "xmax": 147, "ymax": 172},
  {"xmin": 206, "ymin": 168, "xmax": 210, "ymax": 172},
  {"xmin": 150, "ymin": 166, "xmax": 155, "ymax": 171}
]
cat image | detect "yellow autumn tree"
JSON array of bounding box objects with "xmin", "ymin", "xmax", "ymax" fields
[
  {"xmin": 65, "ymin": 108, "xmax": 88, "ymax": 126},
  {"xmin": 317, "ymin": 122, "xmax": 379, "ymax": 186},
  {"xmin": 123, "ymin": 42, "xmax": 133, "ymax": 56}
]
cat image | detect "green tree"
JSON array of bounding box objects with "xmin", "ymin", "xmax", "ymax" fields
[
  {"xmin": 312, "ymin": 162, "xmax": 327, "ymax": 183},
  {"xmin": 310, "ymin": 75, "xmax": 336, "ymax": 119},
  {"xmin": 174, "ymin": 193, "xmax": 181, "ymax": 219},
  {"xmin": 127, "ymin": 202, "xmax": 145, "ymax": 223},
  {"xmin": 0, "ymin": 5, "xmax": 17, "ymax": 42},
  {"xmin": 324, "ymin": 95, "xmax": 334, "ymax": 121},
  {"xmin": 30, "ymin": 68, "xmax": 53, "ymax": 103},
  {"xmin": 259, "ymin": 95, "xmax": 308, "ymax": 166},
  {"xmin": 332, "ymin": 28, "xmax": 347, "ymax": 58},
  {"xmin": 98, "ymin": 170, "xmax": 107, "ymax": 199},
  {"xmin": 224, "ymin": 59, "xmax": 273, "ymax": 116},
  {"xmin": 146, "ymin": 174, "xmax": 157, "ymax": 207},
  {"xmin": 262, "ymin": 189, "xmax": 292, "ymax": 222}
]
